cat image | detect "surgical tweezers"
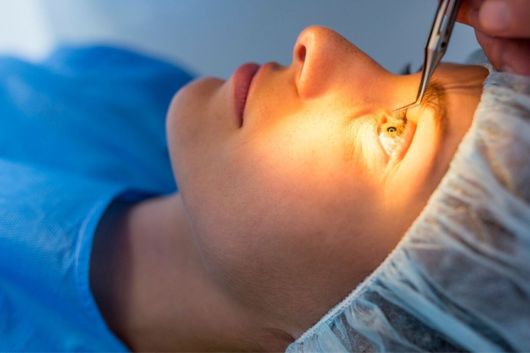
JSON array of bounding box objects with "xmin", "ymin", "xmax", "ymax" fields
[{"xmin": 396, "ymin": 0, "xmax": 462, "ymax": 112}]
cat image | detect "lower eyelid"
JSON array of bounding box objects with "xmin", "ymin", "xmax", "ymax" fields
[{"xmin": 346, "ymin": 119, "xmax": 388, "ymax": 171}]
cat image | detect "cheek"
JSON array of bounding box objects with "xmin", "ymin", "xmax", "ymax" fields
[
  {"xmin": 171, "ymin": 94, "xmax": 389, "ymax": 309},
  {"xmin": 166, "ymin": 78, "xmax": 229, "ymax": 185},
  {"xmin": 168, "ymin": 79, "xmax": 213, "ymax": 146},
  {"xmin": 181, "ymin": 120, "xmax": 384, "ymax": 297},
  {"xmin": 185, "ymin": 159, "xmax": 383, "ymax": 315}
]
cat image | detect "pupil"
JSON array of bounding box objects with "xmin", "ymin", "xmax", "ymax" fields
[{"xmin": 387, "ymin": 127, "xmax": 397, "ymax": 133}]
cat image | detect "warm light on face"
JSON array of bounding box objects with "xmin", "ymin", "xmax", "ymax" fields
[
  {"xmin": 252, "ymin": 109, "xmax": 348, "ymax": 174},
  {"xmin": 241, "ymin": 82, "xmax": 446, "ymax": 190},
  {"xmin": 349, "ymin": 115, "xmax": 389, "ymax": 174}
]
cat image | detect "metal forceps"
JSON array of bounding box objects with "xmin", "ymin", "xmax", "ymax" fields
[{"xmin": 396, "ymin": 0, "xmax": 462, "ymax": 112}]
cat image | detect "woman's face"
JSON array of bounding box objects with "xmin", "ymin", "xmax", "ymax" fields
[{"xmin": 166, "ymin": 26, "xmax": 487, "ymax": 333}]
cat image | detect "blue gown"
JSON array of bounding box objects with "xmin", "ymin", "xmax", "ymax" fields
[{"xmin": 0, "ymin": 46, "xmax": 193, "ymax": 351}]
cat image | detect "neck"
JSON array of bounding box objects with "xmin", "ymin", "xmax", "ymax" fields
[{"xmin": 90, "ymin": 194, "xmax": 291, "ymax": 352}]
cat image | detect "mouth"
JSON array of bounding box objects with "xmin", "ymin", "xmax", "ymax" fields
[{"xmin": 233, "ymin": 63, "xmax": 260, "ymax": 128}]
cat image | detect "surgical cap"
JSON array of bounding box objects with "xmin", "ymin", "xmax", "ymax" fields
[{"xmin": 286, "ymin": 70, "xmax": 530, "ymax": 352}]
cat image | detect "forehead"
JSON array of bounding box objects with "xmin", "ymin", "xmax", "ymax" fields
[{"xmin": 434, "ymin": 63, "xmax": 488, "ymax": 83}]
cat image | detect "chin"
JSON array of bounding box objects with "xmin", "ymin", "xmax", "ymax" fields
[{"xmin": 167, "ymin": 77, "xmax": 222, "ymax": 153}]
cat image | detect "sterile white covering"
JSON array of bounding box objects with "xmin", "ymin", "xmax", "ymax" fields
[{"xmin": 286, "ymin": 70, "xmax": 530, "ymax": 352}]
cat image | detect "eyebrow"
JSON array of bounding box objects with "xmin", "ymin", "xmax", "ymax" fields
[
  {"xmin": 419, "ymin": 81, "xmax": 448, "ymax": 134},
  {"xmin": 392, "ymin": 81, "xmax": 447, "ymax": 122}
]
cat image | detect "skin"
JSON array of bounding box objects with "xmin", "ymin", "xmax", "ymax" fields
[
  {"xmin": 90, "ymin": 26, "xmax": 488, "ymax": 352},
  {"xmin": 458, "ymin": 0, "xmax": 530, "ymax": 75}
]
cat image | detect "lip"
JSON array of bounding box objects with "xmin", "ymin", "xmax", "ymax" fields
[{"xmin": 233, "ymin": 63, "xmax": 260, "ymax": 128}]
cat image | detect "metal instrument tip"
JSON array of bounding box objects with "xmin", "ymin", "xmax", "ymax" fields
[{"xmin": 393, "ymin": 101, "xmax": 420, "ymax": 114}]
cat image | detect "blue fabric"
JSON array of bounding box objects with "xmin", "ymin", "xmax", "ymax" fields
[{"xmin": 0, "ymin": 46, "xmax": 193, "ymax": 351}]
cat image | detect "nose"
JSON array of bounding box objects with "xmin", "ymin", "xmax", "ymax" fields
[
  {"xmin": 293, "ymin": 26, "xmax": 343, "ymax": 98},
  {"xmin": 292, "ymin": 26, "xmax": 391, "ymax": 103}
]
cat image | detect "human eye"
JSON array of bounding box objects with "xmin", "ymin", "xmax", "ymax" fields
[
  {"xmin": 377, "ymin": 110, "xmax": 414, "ymax": 159},
  {"xmin": 376, "ymin": 83, "xmax": 446, "ymax": 163}
]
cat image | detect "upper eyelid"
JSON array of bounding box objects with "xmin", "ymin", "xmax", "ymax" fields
[
  {"xmin": 380, "ymin": 82, "xmax": 445, "ymax": 124},
  {"xmin": 407, "ymin": 82, "xmax": 445, "ymax": 116},
  {"xmin": 391, "ymin": 82, "xmax": 446, "ymax": 125},
  {"xmin": 420, "ymin": 82, "xmax": 446, "ymax": 115}
]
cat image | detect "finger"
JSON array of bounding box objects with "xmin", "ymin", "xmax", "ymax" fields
[
  {"xmin": 456, "ymin": 0, "xmax": 483, "ymax": 24},
  {"xmin": 476, "ymin": 31, "xmax": 530, "ymax": 75},
  {"xmin": 475, "ymin": 31, "xmax": 504, "ymax": 69},
  {"xmin": 472, "ymin": 0, "xmax": 530, "ymax": 38}
]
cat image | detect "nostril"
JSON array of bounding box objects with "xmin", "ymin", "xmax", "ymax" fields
[{"xmin": 297, "ymin": 45, "xmax": 307, "ymax": 63}]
